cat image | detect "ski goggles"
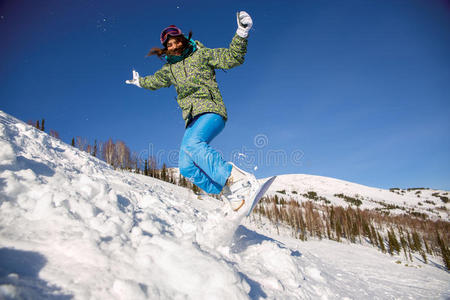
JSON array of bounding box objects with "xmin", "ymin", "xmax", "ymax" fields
[{"xmin": 160, "ymin": 25, "xmax": 183, "ymax": 45}]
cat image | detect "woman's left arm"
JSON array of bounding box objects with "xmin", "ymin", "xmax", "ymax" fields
[
  {"xmin": 125, "ymin": 66, "xmax": 172, "ymax": 90},
  {"xmin": 139, "ymin": 65, "xmax": 172, "ymax": 90}
]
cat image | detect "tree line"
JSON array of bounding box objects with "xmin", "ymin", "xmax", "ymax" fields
[
  {"xmin": 254, "ymin": 195, "xmax": 450, "ymax": 270},
  {"xmin": 28, "ymin": 118, "xmax": 60, "ymax": 139}
]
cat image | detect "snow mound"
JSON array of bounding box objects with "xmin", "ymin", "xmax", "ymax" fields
[
  {"xmin": 0, "ymin": 110, "xmax": 448, "ymax": 299},
  {"xmin": 0, "ymin": 111, "xmax": 250, "ymax": 298}
]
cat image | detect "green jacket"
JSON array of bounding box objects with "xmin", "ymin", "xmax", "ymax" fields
[{"xmin": 139, "ymin": 34, "xmax": 248, "ymax": 127}]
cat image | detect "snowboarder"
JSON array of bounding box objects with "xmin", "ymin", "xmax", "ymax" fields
[{"xmin": 126, "ymin": 11, "xmax": 263, "ymax": 215}]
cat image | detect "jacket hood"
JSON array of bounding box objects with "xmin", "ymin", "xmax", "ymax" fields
[{"xmin": 195, "ymin": 40, "xmax": 206, "ymax": 49}]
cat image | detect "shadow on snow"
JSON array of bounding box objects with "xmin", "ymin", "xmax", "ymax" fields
[
  {"xmin": 231, "ymin": 225, "xmax": 303, "ymax": 257},
  {"xmin": 0, "ymin": 247, "xmax": 72, "ymax": 299}
]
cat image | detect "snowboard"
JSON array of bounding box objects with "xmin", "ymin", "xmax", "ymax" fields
[{"xmin": 244, "ymin": 175, "xmax": 277, "ymax": 217}]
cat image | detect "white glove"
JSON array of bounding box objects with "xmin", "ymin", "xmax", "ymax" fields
[
  {"xmin": 236, "ymin": 11, "xmax": 253, "ymax": 38},
  {"xmin": 125, "ymin": 70, "xmax": 141, "ymax": 88}
]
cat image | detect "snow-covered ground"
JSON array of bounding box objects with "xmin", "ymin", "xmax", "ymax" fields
[{"xmin": 0, "ymin": 110, "xmax": 449, "ymax": 299}]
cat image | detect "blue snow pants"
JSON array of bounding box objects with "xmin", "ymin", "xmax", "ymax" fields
[{"xmin": 178, "ymin": 113, "xmax": 232, "ymax": 194}]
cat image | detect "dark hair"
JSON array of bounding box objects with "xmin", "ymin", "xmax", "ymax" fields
[{"xmin": 146, "ymin": 31, "xmax": 193, "ymax": 58}]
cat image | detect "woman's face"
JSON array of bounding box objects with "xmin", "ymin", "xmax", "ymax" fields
[{"xmin": 166, "ymin": 37, "xmax": 183, "ymax": 55}]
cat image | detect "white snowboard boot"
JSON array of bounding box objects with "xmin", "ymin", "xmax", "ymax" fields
[{"xmin": 222, "ymin": 163, "xmax": 259, "ymax": 213}]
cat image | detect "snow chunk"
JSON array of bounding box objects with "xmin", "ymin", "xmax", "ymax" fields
[{"xmin": 0, "ymin": 138, "xmax": 16, "ymax": 166}]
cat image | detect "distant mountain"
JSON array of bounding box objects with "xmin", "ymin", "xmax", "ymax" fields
[{"xmin": 265, "ymin": 174, "xmax": 449, "ymax": 221}]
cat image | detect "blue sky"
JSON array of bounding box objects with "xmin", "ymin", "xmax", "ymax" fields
[{"xmin": 1, "ymin": 0, "xmax": 449, "ymax": 190}]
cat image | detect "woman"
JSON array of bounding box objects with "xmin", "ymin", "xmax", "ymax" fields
[{"xmin": 126, "ymin": 11, "xmax": 256, "ymax": 213}]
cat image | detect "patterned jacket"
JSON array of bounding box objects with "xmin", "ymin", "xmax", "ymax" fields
[{"xmin": 139, "ymin": 34, "xmax": 248, "ymax": 127}]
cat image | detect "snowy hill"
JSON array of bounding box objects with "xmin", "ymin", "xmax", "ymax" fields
[
  {"xmin": 266, "ymin": 174, "xmax": 449, "ymax": 221},
  {"xmin": 0, "ymin": 110, "xmax": 449, "ymax": 299}
]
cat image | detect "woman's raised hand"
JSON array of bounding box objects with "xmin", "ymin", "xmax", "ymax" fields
[
  {"xmin": 125, "ymin": 70, "xmax": 141, "ymax": 88},
  {"xmin": 236, "ymin": 11, "xmax": 253, "ymax": 38}
]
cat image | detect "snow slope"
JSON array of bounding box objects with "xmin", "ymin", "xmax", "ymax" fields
[
  {"xmin": 0, "ymin": 110, "xmax": 449, "ymax": 299},
  {"xmin": 266, "ymin": 174, "xmax": 449, "ymax": 220}
]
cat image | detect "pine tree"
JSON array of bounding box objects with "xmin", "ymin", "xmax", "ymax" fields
[
  {"xmin": 378, "ymin": 231, "xmax": 386, "ymax": 253},
  {"xmin": 161, "ymin": 163, "xmax": 168, "ymax": 182},
  {"xmin": 71, "ymin": 138, "xmax": 75, "ymax": 147},
  {"xmin": 345, "ymin": 209, "xmax": 352, "ymax": 240},
  {"xmin": 387, "ymin": 229, "xmax": 400, "ymax": 255},
  {"xmin": 362, "ymin": 220, "xmax": 372, "ymax": 244},
  {"xmin": 93, "ymin": 140, "xmax": 98, "ymax": 157},
  {"xmin": 134, "ymin": 159, "xmax": 139, "ymax": 174},
  {"xmin": 387, "ymin": 230, "xmax": 394, "ymax": 255},
  {"xmin": 436, "ymin": 231, "xmax": 450, "ymax": 270},
  {"xmin": 423, "ymin": 238, "xmax": 432, "ymax": 255},
  {"xmin": 407, "ymin": 232, "xmax": 413, "ymax": 251},
  {"xmin": 144, "ymin": 160, "xmax": 148, "ymax": 176},
  {"xmin": 326, "ymin": 219, "xmax": 332, "ymax": 240},
  {"xmin": 351, "ymin": 221, "xmax": 358, "ymax": 243},
  {"xmin": 412, "ymin": 231, "xmax": 423, "ymax": 252},
  {"xmin": 36, "ymin": 120, "xmax": 40, "ymax": 130},
  {"xmin": 168, "ymin": 168, "xmax": 174, "ymax": 184},
  {"xmin": 335, "ymin": 221, "xmax": 342, "ymax": 242},
  {"xmin": 371, "ymin": 225, "xmax": 378, "ymax": 247},
  {"xmin": 299, "ymin": 211, "xmax": 307, "ymax": 241},
  {"xmin": 192, "ymin": 183, "xmax": 200, "ymax": 194},
  {"xmin": 400, "ymin": 234, "xmax": 409, "ymax": 261},
  {"xmin": 329, "ymin": 206, "xmax": 335, "ymax": 233},
  {"xmin": 392, "ymin": 229, "xmax": 401, "ymax": 254},
  {"xmin": 40, "ymin": 119, "xmax": 45, "ymax": 131}
]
